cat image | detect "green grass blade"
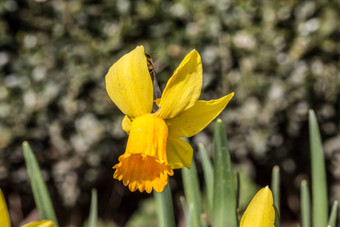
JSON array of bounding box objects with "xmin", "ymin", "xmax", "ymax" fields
[
  {"xmin": 271, "ymin": 166, "xmax": 280, "ymax": 211},
  {"xmin": 271, "ymin": 165, "xmax": 280, "ymax": 227},
  {"xmin": 300, "ymin": 180, "xmax": 311, "ymax": 227},
  {"xmin": 198, "ymin": 143, "xmax": 213, "ymax": 211},
  {"xmin": 328, "ymin": 200, "xmax": 338, "ymax": 227},
  {"xmin": 235, "ymin": 172, "xmax": 240, "ymax": 226},
  {"xmin": 212, "ymin": 119, "xmax": 237, "ymax": 227},
  {"xmin": 179, "ymin": 196, "xmax": 194, "ymax": 227},
  {"xmin": 309, "ymin": 110, "xmax": 328, "ymax": 227},
  {"xmin": 88, "ymin": 189, "xmax": 97, "ymax": 227},
  {"xmin": 182, "ymin": 160, "xmax": 203, "ymax": 227},
  {"xmin": 154, "ymin": 183, "xmax": 175, "ymax": 227},
  {"xmin": 22, "ymin": 141, "xmax": 59, "ymax": 227},
  {"xmin": 186, "ymin": 204, "xmax": 194, "ymax": 227}
]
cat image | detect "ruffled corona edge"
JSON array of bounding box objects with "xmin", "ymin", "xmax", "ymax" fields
[{"xmin": 113, "ymin": 153, "xmax": 174, "ymax": 193}]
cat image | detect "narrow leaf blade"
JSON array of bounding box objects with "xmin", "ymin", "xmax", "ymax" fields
[
  {"xmin": 309, "ymin": 110, "xmax": 328, "ymax": 227},
  {"xmin": 271, "ymin": 165, "xmax": 280, "ymax": 227},
  {"xmin": 198, "ymin": 143, "xmax": 214, "ymax": 211},
  {"xmin": 186, "ymin": 204, "xmax": 194, "ymax": 227},
  {"xmin": 328, "ymin": 200, "xmax": 338, "ymax": 227},
  {"xmin": 154, "ymin": 183, "xmax": 176, "ymax": 227},
  {"xmin": 22, "ymin": 141, "xmax": 59, "ymax": 227},
  {"xmin": 301, "ymin": 180, "xmax": 311, "ymax": 227},
  {"xmin": 88, "ymin": 189, "xmax": 97, "ymax": 227},
  {"xmin": 212, "ymin": 119, "xmax": 237, "ymax": 227},
  {"xmin": 182, "ymin": 160, "xmax": 203, "ymax": 227},
  {"xmin": 271, "ymin": 166, "xmax": 280, "ymax": 211}
]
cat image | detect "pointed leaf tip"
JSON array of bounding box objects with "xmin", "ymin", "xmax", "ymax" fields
[
  {"xmin": 309, "ymin": 109, "xmax": 328, "ymax": 226},
  {"xmin": 328, "ymin": 200, "xmax": 338, "ymax": 227},
  {"xmin": 23, "ymin": 141, "xmax": 29, "ymax": 147},
  {"xmin": 88, "ymin": 188, "xmax": 98, "ymax": 227},
  {"xmin": 213, "ymin": 120, "xmax": 237, "ymax": 227}
]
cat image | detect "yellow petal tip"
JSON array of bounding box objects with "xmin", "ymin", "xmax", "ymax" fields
[
  {"xmin": 105, "ymin": 46, "xmax": 153, "ymax": 117},
  {"xmin": 240, "ymin": 187, "xmax": 275, "ymax": 227}
]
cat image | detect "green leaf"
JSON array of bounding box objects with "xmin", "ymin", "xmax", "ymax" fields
[
  {"xmin": 198, "ymin": 143, "xmax": 213, "ymax": 211},
  {"xmin": 235, "ymin": 172, "xmax": 240, "ymax": 226},
  {"xmin": 154, "ymin": 183, "xmax": 176, "ymax": 227},
  {"xmin": 271, "ymin": 166, "xmax": 280, "ymax": 211},
  {"xmin": 88, "ymin": 189, "xmax": 97, "ymax": 227},
  {"xmin": 212, "ymin": 119, "xmax": 237, "ymax": 227},
  {"xmin": 22, "ymin": 141, "xmax": 59, "ymax": 227},
  {"xmin": 185, "ymin": 203, "xmax": 194, "ymax": 227},
  {"xmin": 182, "ymin": 159, "xmax": 203, "ymax": 227},
  {"xmin": 179, "ymin": 196, "xmax": 193, "ymax": 227},
  {"xmin": 273, "ymin": 204, "xmax": 280, "ymax": 227},
  {"xmin": 309, "ymin": 110, "xmax": 328, "ymax": 227},
  {"xmin": 328, "ymin": 200, "xmax": 338, "ymax": 227},
  {"xmin": 271, "ymin": 165, "xmax": 280, "ymax": 227},
  {"xmin": 300, "ymin": 180, "xmax": 311, "ymax": 227}
]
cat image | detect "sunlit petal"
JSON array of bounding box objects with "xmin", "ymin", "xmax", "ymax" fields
[
  {"xmin": 167, "ymin": 137, "xmax": 193, "ymax": 169},
  {"xmin": 0, "ymin": 188, "xmax": 10, "ymax": 227},
  {"xmin": 167, "ymin": 93, "xmax": 234, "ymax": 137},
  {"xmin": 156, "ymin": 50, "xmax": 202, "ymax": 119},
  {"xmin": 240, "ymin": 186, "xmax": 275, "ymax": 227},
  {"xmin": 21, "ymin": 220, "xmax": 56, "ymax": 227},
  {"xmin": 105, "ymin": 46, "xmax": 153, "ymax": 118}
]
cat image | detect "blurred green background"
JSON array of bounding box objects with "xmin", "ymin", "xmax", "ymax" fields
[{"xmin": 0, "ymin": 0, "xmax": 339, "ymax": 226}]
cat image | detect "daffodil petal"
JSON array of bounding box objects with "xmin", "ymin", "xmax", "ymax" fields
[
  {"xmin": 21, "ymin": 220, "xmax": 56, "ymax": 227},
  {"xmin": 156, "ymin": 50, "xmax": 202, "ymax": 119},
  {"xmin": 0, "ymin": 188, "xmax": 10, "ymax": 227},
  {"xmin": 167, "ymin": 93, "xmax": 234, "ymax": 138},
  {"xmin": 122, "ymin": 115, "xmax": 133, "ymax": 133},
  {"xmin": 166, "ymin": 137, "xmax": 193, "ymax": 169},
  {"xmin": 240, "ymin": 186, "xmax": 275, "ymax": 227},
  {"xmin": 105, "ymin": 46, "xmax": 153, "ymax": 118}
]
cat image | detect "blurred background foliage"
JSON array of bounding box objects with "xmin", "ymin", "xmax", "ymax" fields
[{"xmin": 0, "ymin": 0, "xmax": 339, "ymax": 226}]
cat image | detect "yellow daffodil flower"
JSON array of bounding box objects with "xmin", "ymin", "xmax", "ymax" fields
[
  {"xmin": 240, "ymin": 186, "xmax": 275, "ymax": 227},
  {"xmin": 105, "ymin": 46, "xmax": 234, "ymax": 193},
  {"xmin": 0, "ymin": 188, "xmax": 56, "ymax": 227}
]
